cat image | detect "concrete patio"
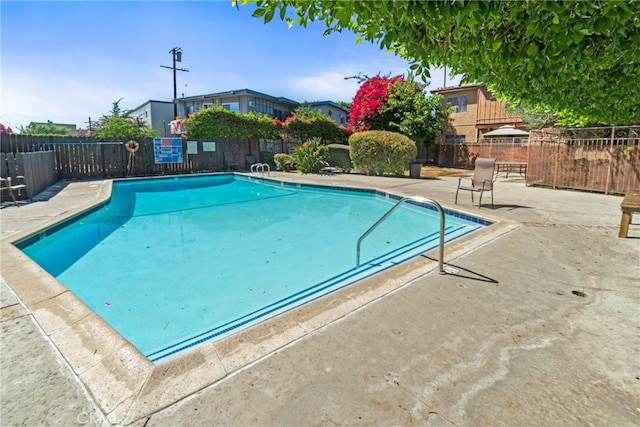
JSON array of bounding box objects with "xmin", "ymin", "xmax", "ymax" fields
[{"xmin": 1, "ymin": 172, "xmax": 638, "ymax": 426}]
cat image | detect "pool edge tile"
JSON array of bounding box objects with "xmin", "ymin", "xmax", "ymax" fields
[
  {"xmin": 0, "ymin": 243, "xmax": 67, "ymax": 307},
  {"xmin": 30, "ymin": 290, "xmax": 93, "ymax": 336},
  {"xmin": 77, "ymin": 342, "xmax": 152, "ymax": 416},
  {"xmin": 123, "ymin": 346, "xmax": 227, "ymax": 424},
  {"xmin": 214, "ymin": 315, "xmax": 306, "ymax": 374},
  {"xmin": 48, "ymin": 312, "xmax": 140, "ymax": 375}
]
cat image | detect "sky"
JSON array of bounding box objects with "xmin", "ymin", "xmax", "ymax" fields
[{"xmin": 1, "ymin": 1, "xmax": 462, "ymax": 131}]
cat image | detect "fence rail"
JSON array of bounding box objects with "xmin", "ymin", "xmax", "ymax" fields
[
  {"xmin": 1, "ymin": 134, "xmax": 262, "ymax": 179},
  {"xmin": 436, "ymin": 140, "xmax": 529, "ymax": 169},
  {"xmin": 526, "ymin": 127, "xmax": 639, "ymax": 194},
  {"xmin": 3, "ymin": 126, "xmax": 639, "ymax": 195}
]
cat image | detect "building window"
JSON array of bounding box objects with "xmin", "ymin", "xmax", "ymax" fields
[
  {"xmin": 203, "ymin": 103, "xmax": 213, "ymax": 110},
  {"xmin": 254, "ymin": 98, "xmax": 274, "ymax": 117},
  {"xmin": 222, "ymin": 102, "xmax": 240, "ymax": 113},
  {"xmin": 446, "ymin": 96, "xmax": 468, "ymax": 113}
]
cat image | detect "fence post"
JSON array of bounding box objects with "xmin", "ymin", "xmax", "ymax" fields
[{"xmin": 553, "ymin": 141, "xmax": 559, "ymax": 189}]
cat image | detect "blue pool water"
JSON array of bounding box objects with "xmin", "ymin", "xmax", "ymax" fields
[{"xmin": 19, "ymin": 175, "xmax": 489, "ymax": 362}]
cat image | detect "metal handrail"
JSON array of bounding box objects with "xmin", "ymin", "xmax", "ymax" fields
[
  {"xmin": 250, "ymin": 163, "xmax": 271, "ymax": 175},
  {"xmin": 356, "ymin": 196, "xmax": 446, "ymax": 274}
]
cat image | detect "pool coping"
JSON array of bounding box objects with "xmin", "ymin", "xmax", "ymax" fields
[{"xmin": 0, "ymin": 173, "xmax": 518, "ymax": 424}]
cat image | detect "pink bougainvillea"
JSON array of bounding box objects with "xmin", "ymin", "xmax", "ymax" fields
[{"xmin": 348, "ymin": 75, "xmax": 403, "ymax": 132}]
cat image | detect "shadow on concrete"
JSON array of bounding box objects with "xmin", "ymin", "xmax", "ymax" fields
[
  {"xmin": 421, "ymin": 256, "xmax": 499, "ymax": 284},
  {"xmin": 2, "ymin": 180, "xmax": 72, "ymax": 209},
  {"xmin": 468, "ymin": 204, "xmax": 533, "ymax": 211},
  {"xmin": 29, "ymin": 180, "xmax": 71, "ymax": 203}
]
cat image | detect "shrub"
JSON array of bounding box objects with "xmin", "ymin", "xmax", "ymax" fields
[
  {"xmin": 327, "ymin": 144, "xmax": 352, "ymax": 172},
  {"xmin": 348, "ymin": 130, "xmax": 417, "ymax": 176},
  {"xmin": 259, "ymin": 151, "xmax": 276, "ymax": 170},
  {"xmin": 281, "ymin": 106, "xmax": 349, "ymax": 143},
  {"xmin": 349, "ymin": 75, "xmax": 402, "ymax": 132},
  {"xmin": 274, "ymin": 153, "xmax": 295, "ymax": 171},
  {"xmin": 290, "ymin": 137, "xmax": 329, "ymax": 174},
  {"xmin": 183, "ymin": 106, "xmax": 279, "ymax": 139}
]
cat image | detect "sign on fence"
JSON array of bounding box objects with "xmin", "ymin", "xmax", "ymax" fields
[{"xmin": 153, "ymin": 137, "xmax": 183, "ymax": 164}]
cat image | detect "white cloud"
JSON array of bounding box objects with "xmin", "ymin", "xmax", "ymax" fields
[
  {"xmin": 0, "ymin": 69, "xmax": 163, "ymax": 129},
  {"xmin": 289, "ymin": 71, "xmax": 361, "ymax": 102},
  {"xmin": 286, "ymin": 66, "xmax": 465, "ymax": 104}
]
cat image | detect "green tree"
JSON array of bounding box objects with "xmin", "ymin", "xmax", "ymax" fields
[
  {"xmin": 94, "ymin": 100, "xmax": 159, "ymax": 140},
  {"xmin": 19, "ymin": 121, "xmax": 71, "ymax": 136},
  {"xmin": 349, "ymin": 75, "xmax": 451, "ymax": 142},
  {"xmin": 246, "ymin": 0, "xmax": 640, "ymax": 125},
  {"xmin": 384, "ymin": 79, "xmax": 451, "ymax": 142},
  {"xmin": 511, "ymin": 104, "xmax": 599, "ymax": 129},
  {"xmin": 281, "ymin": 105, "xmax": 348, "ymax": 142}
]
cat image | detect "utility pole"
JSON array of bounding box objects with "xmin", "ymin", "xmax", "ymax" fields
[
  {"xmin": 160, "ymin": 47, "xmax": 189, "ymax": 118},
  {"xmin": 85, "ymin": 117, "xmax": 93, "ymax": 137}
]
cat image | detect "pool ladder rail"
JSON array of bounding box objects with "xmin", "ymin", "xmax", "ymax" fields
[
  {"xmin": 356, "ymin": 196, "xmax": 446, "ymax": 274},
  {"xmin": 250, "ymin": 163, "xmax": 271, "ymax": 176}
]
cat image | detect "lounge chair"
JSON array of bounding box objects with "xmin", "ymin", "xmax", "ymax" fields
[
  {"xmin": 1, "ymin": 153, "xmax": 27, "ymax": 206},
  {"xmin": 455, "ymin": 157, "xmax": 496, "ymax": 208},
  {"xmin": 224, "ymin": 151, "xmax": 239, "ymax": 171},
  {"xmin": 245, "ymin": 154, "xmax": 257, "ymax": 169}
]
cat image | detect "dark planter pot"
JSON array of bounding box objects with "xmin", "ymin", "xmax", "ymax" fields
[{"xmin": 409, "ymin": 162, "xmax": 422, "ymax": 178}]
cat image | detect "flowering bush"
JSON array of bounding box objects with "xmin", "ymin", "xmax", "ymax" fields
[
  {"xmin": 349, "ymin": 75, "xmax": 402, "ymax": 132},
  {"xmin": 349, "ymin": 130, "xmax": 417, "ymax": 176},
  {"xmin": 0, "ymin": 123, "xmax": 12, "ymax": 134},
  {"xmin": 349, "ymin": 75, "xmax": 451, "ymax": 143},
  {"xmin": 291, "ymin": 137, "xmax": 329, "ymax": 174}
]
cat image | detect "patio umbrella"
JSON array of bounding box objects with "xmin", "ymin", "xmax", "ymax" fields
[{"xmin": 483, "ymin": 125, "xmax": 530, "ymax": 137}]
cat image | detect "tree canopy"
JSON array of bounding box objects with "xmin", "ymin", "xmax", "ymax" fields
[
  {"xmin": 95, "ymin": 100, "xmax": 159, "ymax": 140},
  {"xmin": 279, "ymin": 105, "xmax": 349, "ymax": 142},
  {"xmin": 349, "ymin": 75, "xmax": 451, "ymax": 141},
  {"xmin": 19, "ymin": 121, "xmax": 71, "ymax": 136},
  {"xmin": 183, "ymin": 105, "xmax": 280, "ymax": 139},
  {"xmin": 246, "ymin": 0, "xmax": 640, "ymax": 125}
]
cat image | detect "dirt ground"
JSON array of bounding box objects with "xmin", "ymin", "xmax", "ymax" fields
[{"xmin": 416, "ymin": 165, "xmax": 468, "ymax": 177}]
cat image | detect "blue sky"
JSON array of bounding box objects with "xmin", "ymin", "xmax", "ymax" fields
[{"xmin": 1, "ymin": 1, "xmax": 461, "ymax": 130}]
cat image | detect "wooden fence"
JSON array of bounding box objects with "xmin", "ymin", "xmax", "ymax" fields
[
  {"xmin": 17, "ymin": 151, "xmax": 57, "ymax": 199},
  {"xmin": 526, "ymin": 127, "xmax": 639, "ymax": 194},
  {"xmin": 436, "ymin": 139, "xmax": 529, "ymax": 168},
  {"xmin": 1, "ymin": 151, "xmax": 56, "ymax": 202},
  {"xmin": 3, "ymin": 127, "xmax": 638, "ymax": 195},
  {"xmin": 435, "ymin": 127, "xmax": 639, "ymax": 194},
  {"xmin": 1, "ymin": 134, "xmax": 263, "ymax": 179}
]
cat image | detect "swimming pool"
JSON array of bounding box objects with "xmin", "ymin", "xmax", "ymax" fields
[{"xmin": 18, "ymin": 175, "xmax": 489, "ymax": 362}]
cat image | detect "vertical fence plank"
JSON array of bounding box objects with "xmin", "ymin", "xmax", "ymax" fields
[
  {"xmin": 3, "ymin": 130, "xmax": 638, "ymax": 194},
  {"xmin": 526, "ymin": 127, "xmax": 639, "ymax": 194}
]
